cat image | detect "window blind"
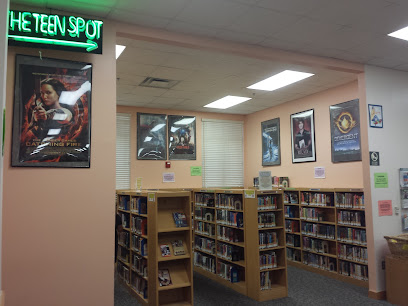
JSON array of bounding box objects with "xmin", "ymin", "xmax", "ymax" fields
[
  {"xmin": 202, "ymin": 119, "xmax": 244, "ymax": 187},
  {"xmin": 116, "ymin": 113, "xmax": 131, "ymax": 189}
]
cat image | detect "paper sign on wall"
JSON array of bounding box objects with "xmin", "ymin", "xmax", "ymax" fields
[
  {"xmin": 244, "ymin": 190, "xmax": 255, "ymax": 198},
  {"xmin": 163, "ymin": 172, "xmax": 175, "ymax": 183},
  {"xmin": 190, "ymin": 166, "xmax": 202, "ymax": 176},
  {"xmin": 135, "ymin": 177, "xmax": 142, "ymax": 191},
  {"xmin": 314, "ymin": 167, "xmax": 326, "ymax": 179},
  {"xmin": 374, "ymin": 173, "xmax": 388, "ymax": 188},
  {"xmin": 378, "ymin": 200, "xmax": 393, "ymax": 216}
]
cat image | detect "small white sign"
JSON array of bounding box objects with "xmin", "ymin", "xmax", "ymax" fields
[
  {"xmin": 314, "ymin": 167, "xmax": 326, "ymax": 179},
  {"xmin": 163, "ymin": 172, "xmax": 175, "ymax": 183},
  {"xmin": 259, "ymin": 171, "xmax": 272, "ymax": 190}
]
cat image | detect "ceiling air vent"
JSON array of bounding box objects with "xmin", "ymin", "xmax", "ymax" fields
[{"xmin": 139, "ymin": 77, "xmax": 179, "ymax": 89}]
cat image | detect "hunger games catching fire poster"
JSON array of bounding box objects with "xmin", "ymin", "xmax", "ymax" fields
[{"xmin": 12, "ymin": 55, "xmax": 92, "ymax": 167}]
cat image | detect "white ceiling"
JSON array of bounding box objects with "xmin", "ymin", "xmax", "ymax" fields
[{"xmin": 10, "ymin": 0, "xmax": 408, "ymax": 114}]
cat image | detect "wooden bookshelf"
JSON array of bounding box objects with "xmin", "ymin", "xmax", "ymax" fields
[
  {"xmin": 193, "ymin": 189, "xmax": 248, "ymax": 296},
  {"xmin": 246, "ymin": 189, "xmax": 288, "ymax": 302},
  {"xmin": 116, "ymin": 190, "xmax": 193, "ymax": 306},
  {"xmin": 283, "ymin": 188, "xmax": 368, "ymax": 287}
]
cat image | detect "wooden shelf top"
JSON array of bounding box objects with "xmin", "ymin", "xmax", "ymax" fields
[
  {"xmin": 130, "ymin": 286, "xmax": 148, "ymax": 303},
  {"xmin": 300, "ymin": 204, "xmax": 335, "ymax": 209},
  {"xmin": 256, "ymin": 190, "xmax": 283, "ymax": 195},
  {"xmin": 286, "ymin": 245, "xmax": 301, "ymax": 250},
  {"xmin": 285, "ymin": 217, "xmax": 300, "ymax": 220},
  {"xmin": 216, "ymin": 207, "xmax": 243, "ymax": 212},
  {"xmin": 195, "ymin": 205, "xmax": 216, "ymax": 209},
  {"xmin": 298, "ymin": 188, "xmax": 335, "ymax": 192},
  {"xmin": 335, "ymin": 207, "xmax": 365, "ymax": 211},
  {"xmin": 131, "ymin": 232, "xmax": 148, "ymax": 239},
  {"xmin": 284, "ymin": 203, "xmax": 300, "ymax": 206},
  {"xmin": 258, "ymin": 226, "xmax": 284, "ymax": 231},
  {"xmin": 300, "ymin": 219, "xmax": 336, "ymax": 225},
  {"xmin": 217, "ymin": 257, "xmax": 246, "ymax": 268},
  {"xmin": 302, "ymin": 234, "xmax": 336, "ymax": 242},
  {"xmin": 130, "ymin": 249, "xmax": 148, "ymax": 259},
  {"xmin": 117, "ymin": 257, "xmax": 130, "ymax": 266},
  {"xmin": 158, "ymin": 254, "xmax": 191, "ymax": 262},
  {"xmin": 118, "ymin": 243, "xmax": 129, "ymax": 249},
  {"xmin": 285, "ymin": 231, "xmax": 301, "ymax": 235},
  {"xmin": 258, "ymin": 208, "xmax": 283, "ymax": 212},
  {"xmin": 260, "ymin": 266, "xmax": 286, "ymax": 272},
  {"xmin": 337, "ymin": 240, "xmax": 367, "ymax": 247},
  {"xmin": 117, "ymin": 189, "xmax": 191, "ymax": 198},
  {"xmin": 215, "ymin": 223, "xmax": 244, "ymax": 230},
  {"xmin": 118, "ymin": 208, "xmax": 130, "ymax": 213},
  {"xmin": 259, "ymin": 246, "xmax": 285, "ymax": 251},
  {"xmin": 338, "ymin": 257, "xmax": 368, "ymax": 265},
  {"xmin": 337, "ymin": 223, "xmax": 366, "ymax": 229},
  {"xmin": 130, "ymin": 267, "xmax": 148, "ymax": 281},
  {"xmin": 123, "ymin": 228, "xmax": 130, "ymax": 232},
  {"xmin": 158, "ymin": 282, "xmax": 191, "ymax": 291},
  {"xmin": 217, "ymin": 239, "xmax": 245, "ymax": 248},
  {"xmin": 302, "ymin": 249, "xmax": 337, "ymax": 259},
  {"xmin": 195, "ymin": 218, "xmax": 216, "ymax": 224},
  {"xmin": 194, "ymin": 248, "xmax": 216, "ymax": 257},
  {"xmin": 194, "ymin": 232, "xmax": 216, "ymax": 239},
  {"xmin": 334, "ymin": 188, "xmax": 364, "ymax": 193},
  {"xmin": 158, "ymin": 227, "xmax": 191, "ymax": 233}
]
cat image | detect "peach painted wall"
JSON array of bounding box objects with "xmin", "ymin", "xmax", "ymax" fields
[
  {"xmin": 244, "ymin": 81, "xmax": 363, "ymax": 188},
  {"xmin": 117, "ymin": 106, "xmax": 244, "ymax": 189},
  {"xmin": 2, "ymin": 22, "xmax": 116, "ymax": 306}
]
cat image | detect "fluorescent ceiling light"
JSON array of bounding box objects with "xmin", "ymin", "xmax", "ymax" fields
[
  {"xmin": 116, "ymin": 45, "xmax": 126, "ymax": 59},
  {"xmin": 204, "ymin": 95, "xmax": 251, "ymax": 109},
  {"xmin": 388, "ymin": 26, "xmax": 408, "ymax": 41},
  {"xmin": 247, "ymin": 70, "xmax": 314, "ymax": 91}
]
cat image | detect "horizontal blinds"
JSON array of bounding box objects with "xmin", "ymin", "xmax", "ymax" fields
[
  {"xmin": 116, "ymin": 113, "xmax": 131, "ymax": 189},
  {"xmin": 202, "ymin": 119, "xmax": 244, "ymax": 187}
]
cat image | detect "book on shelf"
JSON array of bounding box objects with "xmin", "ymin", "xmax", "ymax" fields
[
  {"xmin": 158, "ymin": 269, "xmax": 172, "ymax": 286},
  {"xmin": 160, "ymin": 244, "xmax": 171, "ymax": 257},
  {"xmin": 173, "ymin": 212, "xmax": 188, "ymax": 227},
  {"xmin": 172, "ymin": 239, "xmax": 186, "ymax": 256}
]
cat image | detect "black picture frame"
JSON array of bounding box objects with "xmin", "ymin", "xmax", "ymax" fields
[
  {"xmin": 137, "ymin": 112, "xmax": 167, "ymax": 160},
  {"xmin": 368, "ymin": 104, "xmax": 383, "ymax": 128},
  {"xmin": 168, "ymin": 115, "xmax": 196, "ymax": 160},
  {"xmin": 290, "ymin": 109, "xmax": 316, "ymax": 163},
  {"xmin": 330, "ymin": 99, "xmax": 362, "ymax": 163},
  {"xmin": 261, "ymin": 118, "xmax": 281, "ymax": 166},
  {"xmin": 11, "ymin": 54, "xmax": 92, "ymax": 167}
]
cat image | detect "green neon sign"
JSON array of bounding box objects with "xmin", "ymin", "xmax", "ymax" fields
[{"xmin": 8, "ymin": 10, "xmax": 103, "ymax": 54}]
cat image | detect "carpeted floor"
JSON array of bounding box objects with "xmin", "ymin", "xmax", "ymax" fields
[{"xmin": 114, "ymin": 266, "xmax": 393, "ymax": 305}]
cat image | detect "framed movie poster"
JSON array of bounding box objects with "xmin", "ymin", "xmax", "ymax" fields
[
  {"xmin": 168, "ymin": 115, "xmax": 196, "ymax": 160},
  {"xmin": 368, "ymin": 104, "xmax": 383, "ymax": 128},
  {"xmin": 330, "ymin": 99, "xmax": 362, "ymax": 163},
  {"xmin": 137, "ymin": 113, "xmax": 167, "ymax": 160},
  {"xmin": 261, "ymin": 118, "xmax": 280, "ymax": 166},
  {"xmin": 12, "ymin": 55, "xmax": 92, "ymax": 167},
  {"xmin": 290, "ymin": 109, "xmax": 316, "ymax": 163}
]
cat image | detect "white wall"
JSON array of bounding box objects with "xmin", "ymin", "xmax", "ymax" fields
[
  {"xmin": 365, "ymin": 65, "xmax": 406, "ymax": 291},
  {"xmin": 0, "ymin": 0, "xmax": 10, "ymax": 291}
]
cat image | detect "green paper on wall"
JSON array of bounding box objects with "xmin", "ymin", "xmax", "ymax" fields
[
  {"xmin": 191, "ymin": 166, "xmax": 202, "ymax": 176},
  {"xmin": 374, "ymin": 173, "xmax": 388, "ymax": 188}
]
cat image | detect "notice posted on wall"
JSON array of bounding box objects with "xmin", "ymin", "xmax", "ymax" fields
[
  {"xmin": 163, "ymin": 172, "xmax": 175, "ymax": 183},
  {"xmin": 378, "ymin": 200, "xmax": 393, "ymax": 216},
  {"xmin": 314, "ymin": 167, "xmax": 326, "ymax": 179}
]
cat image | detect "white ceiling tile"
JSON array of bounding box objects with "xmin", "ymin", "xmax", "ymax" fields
[
  {"xmin": 272, "ymin": 17, "xmax": 342, "ymax": 45},
  {"xmin": 256, "ymin": 0, "xmax": 323, "ymax": 15},
  {"xmin": 117, "ymin": 93, "xmax": 155, "ymax": 104},
  {"xmin": 131, "ymin": 86, "xmax": 168, "ymax": 97},
  {"xmin": 11, "ymin": 0, "xmax": 47, "ymax": 6},
  {"xmin": 175, "ymin": 0, "xmax": 250, "ymax": 28},
  {"xmin": 150, "ymin": 66, "xmax": 195, "ymax": 80},
  {"xmin": 259, "ymin": 38, "xmax": 307, "ymax": 52},
  {"xmin": 165, "ymin": 20, "xmax": 219, "ymax": 37},
  {"xmin": 116, "ymin": 61, "xmax": 157, "ymax": 77},
  {"xmin": 150, "ymin": 97, "xmax": 187, "ymax": 106},
  {"xmin": 215, "ymin": 30, "xmax": 266, "ymax": 44},
  {"xmin": 114, "ymin": 0, "xmax": 189, "ymax": 18},
  {"xmin": 116, "ymin": 74, "xmax": 146, "ymax": 86},
  {"xmin": 46, "ymin": 0, "xmax": 112, "ymax": 17},
  {"xmin": 227, "ymin": 6, "xmax": 300, "ymax": 36},
  {"xmin": 161, "ymin": 90, "xmax": 200, "ymax": 99},
  {"xmin": 108, "ymin": 9, "xmax": 171, "ymax": 28},
  {"xmin": 118, "ymin": 47, "xmax": 171, "ymax": 66}
]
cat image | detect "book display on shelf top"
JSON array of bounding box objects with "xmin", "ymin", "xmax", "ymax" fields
[
  {"xmin": 283, "ymin": 188, "xmax": 368, "ymax": 287},
  {"xmin": 116, "ymin": 190, "xmax": 193, "ymax": 306}
]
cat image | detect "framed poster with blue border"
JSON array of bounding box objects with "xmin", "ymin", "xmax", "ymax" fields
[
  {"xmin": 261, "ymin": 118, "xmax": 280, "ymax": 166},
  {"xmin": 368, "ymin": 104, "xmax": 383, "ymax": 128}
]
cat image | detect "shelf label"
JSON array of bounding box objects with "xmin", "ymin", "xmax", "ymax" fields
[
  {"xmin": 148, "ymin": 193, "xmax": 155, "ymax": 202},
  {"xmin": 8, "ymin": 10, "xmax": 103, "ymax": 54},
  {"xmin": 244, "ymin": 190, "xmax": 255, "ymax": 198}
]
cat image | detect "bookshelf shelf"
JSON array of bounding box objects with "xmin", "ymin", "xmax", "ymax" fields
[
  {"xmin": 117, "ymin": 190, "xmax": 193, "ymax": 306},
  {"xmin": 193, "ymin": 218, "xmax": 215, "ymax": 225},
  {"xmin": 215, "ymin": 223, "xmax": 244, "ymax": 230},
  {"xmin": 194, "ymin": 232, "xmax": 215, "ymax": 239},
  {"xmin": 217, "ymin": 257, "xmax": 246, "ymax": 268},
  {"xmin": 283, "ymin": 188, "xmax": 368, "ymax": 288},
  {"xmin": 259, "ymin": 266, "xmax": 286, "ymax": 272},
  {"xmin": 259, "ymin": 226, "xmax": 284, "ymax": 231},
  {"xmin": 217, "ymin": 239, "xmax": 245, "ymax": 248}
]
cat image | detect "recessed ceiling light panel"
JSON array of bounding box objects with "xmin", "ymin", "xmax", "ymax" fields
[
  {"xmin": 204, "ymin": 95, "xmax": 252, "ymax": 109},
  {"xmin": 247, "ymin": 70, "xmax": 314, "ymax": 91},
  {"xmin": 388, "ymin": 26, "xmax": 408, "ymax": 41}
]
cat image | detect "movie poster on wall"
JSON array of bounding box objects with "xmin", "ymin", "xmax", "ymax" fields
[
  {"xmin": 261, "ymin": 118, "xmax": 280, "ymax": 166},
  {"xmin": 137, "ymin": 113, "xmax": 167, "ymax": 160},
  {"xmin": 168, "ymin": 115, "xmax": 196, "ymax": 160},
  {"xmin": 290, "ymin": 109, "xmax": 316, "ymax": 163},
  {"xmin": 11, "ymin": 55, "xmax": 92, "ymax": 167},
  {"xmin": 330, "ymin": 99, "xmax": 361, "ymax": 163}
]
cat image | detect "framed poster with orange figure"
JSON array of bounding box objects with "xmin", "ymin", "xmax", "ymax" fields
[{"xmin": 12, "ymin": 55, "xmax": 92, "ymax": 167}]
